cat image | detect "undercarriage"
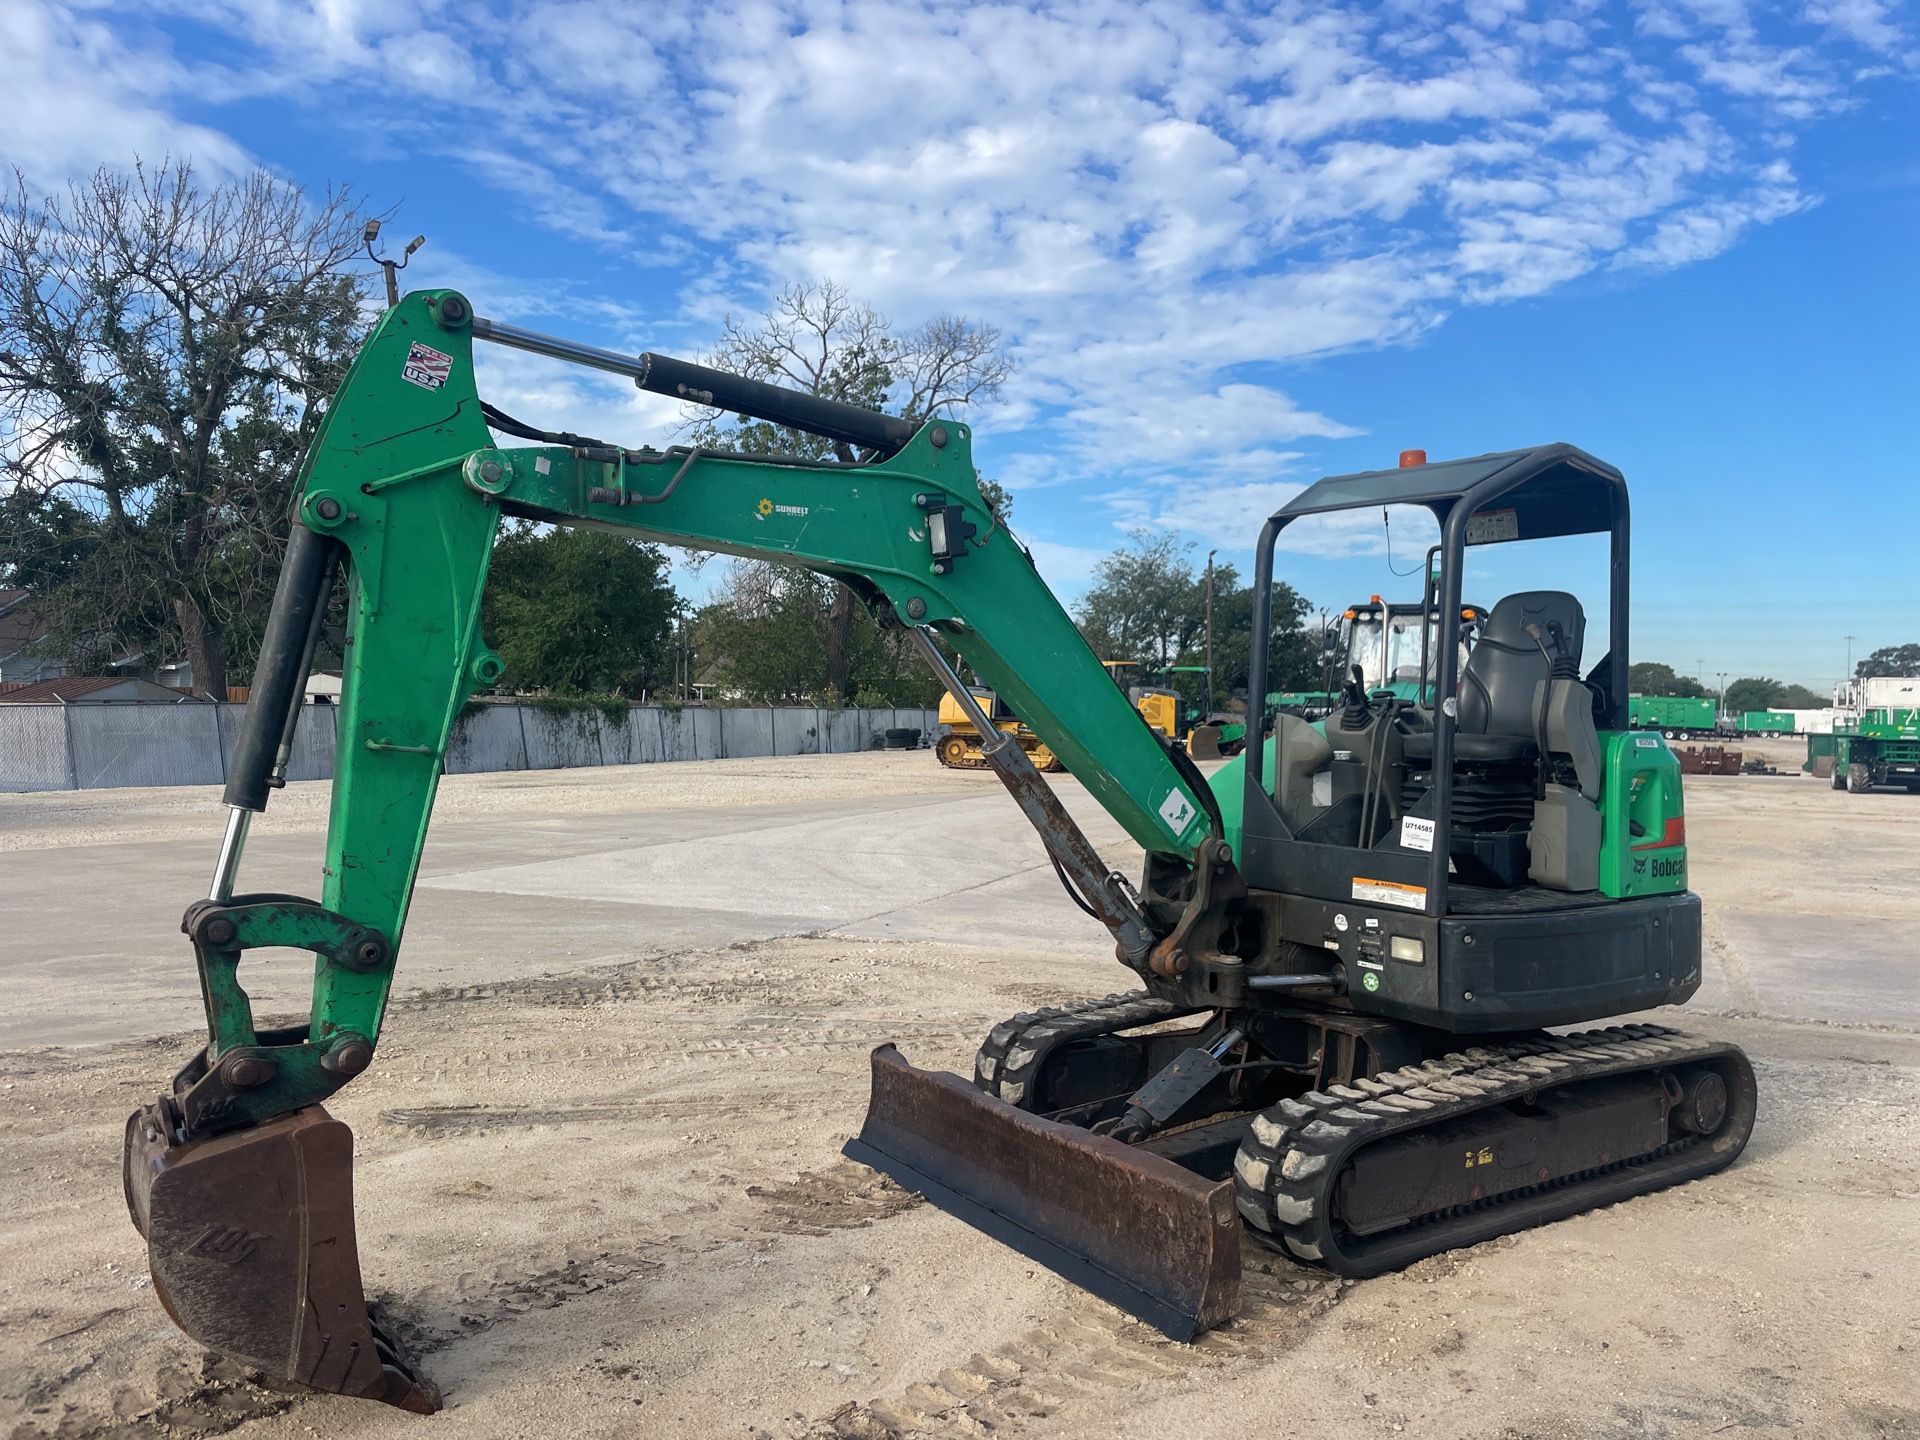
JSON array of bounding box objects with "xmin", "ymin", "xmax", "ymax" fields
[{"xmin": 849, "ymin": 992, "xmax": 1756, "ymax": 1336}]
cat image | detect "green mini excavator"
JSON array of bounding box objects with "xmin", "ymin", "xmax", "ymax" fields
[{"xmin": 124, "ymin": 292, "xmax": 1755, "ymax": 1411}]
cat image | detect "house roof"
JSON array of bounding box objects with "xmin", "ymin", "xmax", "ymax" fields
[
  {"xmin": 0, "ymin": 590, "xmax": 47, "ymax": 660},
  {"xmin": 0, "ymin": 675, "xmax": 203, "ymax": 704}
]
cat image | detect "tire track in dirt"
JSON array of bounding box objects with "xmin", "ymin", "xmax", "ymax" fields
[{"xmin": 800, "ymin": 1256, "xmax": 1347, "ymax": 1439}]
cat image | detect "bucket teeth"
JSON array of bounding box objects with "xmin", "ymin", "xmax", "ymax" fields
[{"xmin": 124, "ymin": 1103, "xmax": 440, "ymax": 1414}]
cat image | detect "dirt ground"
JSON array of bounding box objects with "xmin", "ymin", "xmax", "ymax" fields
[{"xmin": 3, "ymin": 751, "xmax": 1918, "ymax": 1440}]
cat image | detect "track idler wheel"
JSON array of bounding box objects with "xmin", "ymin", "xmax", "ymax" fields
[{"xmin": 123, "ymin": 1101, "xmax": 439, "ymax": 1414}]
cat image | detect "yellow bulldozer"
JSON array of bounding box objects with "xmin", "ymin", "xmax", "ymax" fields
[
  {"xmin": 935, "ymin": 686, "xmax": 1066, "ymax": 771},
  {"xmin": 1103, "ymin": 660, "xmax": 1210, "ymax": 747}
]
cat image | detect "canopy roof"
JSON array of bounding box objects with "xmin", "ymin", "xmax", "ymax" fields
[{"xmin": 1276, "ymin": 443, "xmax": 1627, "ymax": 543}]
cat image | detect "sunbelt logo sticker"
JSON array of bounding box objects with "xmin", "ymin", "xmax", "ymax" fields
[{"xmin": 1159, "ymin": 787, "xmax": 1197, "ymax": 838}]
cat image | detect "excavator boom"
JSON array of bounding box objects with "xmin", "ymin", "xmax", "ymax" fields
[{"xmin": 123, "ymin": 291, "xmax": 1228, "ymax": 1404}]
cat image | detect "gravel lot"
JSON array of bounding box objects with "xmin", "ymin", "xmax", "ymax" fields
[{"xmin": 2, "ymin": 750, "xmax": 1915, "ymax": 1440}]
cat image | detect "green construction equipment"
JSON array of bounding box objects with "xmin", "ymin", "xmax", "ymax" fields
[
  {"xmin": 1331, "ymin": 594, "xmax": 1486, "ymax": 704},
  {"xmin": 1828, "ymin": 707, "xmax": 1920, "ymax": 793},
  {"xmin": 122, "ymin": 292, "xmax": 1755, "ymax": 1410},
  {"xmin": 1629, "ymin": 694, "xmax": 1717, "ymax": 738}
]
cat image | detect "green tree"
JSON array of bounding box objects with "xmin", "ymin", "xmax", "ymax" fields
[
  {"xmin": 688, "ymin": 279, "xmax": 1012, "ymax": 700},
  {"xmin": 482, "ymin": 523, "xmax": 679, "ymax": 697},
  {"xmin": 1076, "ymin": 531, "xmax": 1198, "ymax": 670},
  {"xmin": 976, "ymin": 475, "xmax": 1014, "ymax": 524},
  {"xmin": 1857, "ymin": 643, "xmax": 1920, "ymax": 679},
  {"xmin": 1213, "ymin": 571, "xmax": 1318, "ymax": 700},
  {"xmin": 1776, "ymin": 683, "xmax": 1825, "ymax": 708},
  {"xmin": 0, "ymin": 161, "xmax": 367, "ymax": 695},
  {"xmin": 694, "ymin": 560, "xmax": 936, "ymax": 705},
  {"xmin": 1074, "ymin": 531, "xmax": 1314, "ymax": 709},
  {"xmin": 1723, "ymin": 677, "xmax": 1783, "ymax": 715},
  {"xmin": 1628, "ymin": 662, "xmax": 1710, "ymax": 698}
]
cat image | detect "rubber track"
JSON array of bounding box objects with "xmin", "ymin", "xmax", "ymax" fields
[
  {"xmin": 973, "ymin": 991, "xmax": 1204, "ymax": 1109},
  {"xmin": 1231, "ymin": 1022, "xmax": 1753, "ymax": 1276},
  {"xmin": 938, "ymin": 747, "xmax": 1066, "ymax": 774}
]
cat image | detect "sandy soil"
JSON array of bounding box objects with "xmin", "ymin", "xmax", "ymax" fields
[{"xmin": 3, "ymin": 755, "xmax": 1918, "ymax": 1440}]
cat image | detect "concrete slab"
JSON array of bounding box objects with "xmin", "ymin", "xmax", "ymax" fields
[
  {"xmin": 9, "ymin": 758, "xmax": 1915, "ymax": 1050},
  {"xmin": 1713, "ymin": 910, "xmax": 1920, "ymax": 1030},
  {"xmin": 0, "ymin": 783, "xmax": 1130, "ymax": 1048}
]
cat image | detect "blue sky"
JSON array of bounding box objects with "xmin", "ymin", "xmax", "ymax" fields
[{"xmin": 7, "ymin": 0, "xmax": 1915, "ymax": 692}]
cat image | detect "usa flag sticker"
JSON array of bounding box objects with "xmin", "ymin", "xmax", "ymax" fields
[{"xmin": 401, "ymin": 341, "xmax": 454, "ymax": 391}]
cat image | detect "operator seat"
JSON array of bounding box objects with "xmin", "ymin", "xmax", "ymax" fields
[
  {"xmin": 1403, "ymin": 591, "xmax": 1592, "ymax": 768},
  {"xmin": 1401, "ymin": 592, "xmax": 1605, "ymax": 887}
]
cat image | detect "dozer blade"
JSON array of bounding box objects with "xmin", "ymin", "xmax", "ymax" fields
[
  {"xmin": 844, "ymin": 1045, "xmax": 1240, "ymax": 1339},
  {"xmin": 124, "ymin": 1103, "xmax": 439, "ymax": 1414}
]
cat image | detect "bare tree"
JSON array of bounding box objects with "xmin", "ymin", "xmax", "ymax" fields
[
  {"xmin": 0, "ymin": 161, "xmax": 368, "ymax": 695},
  {"xmin": 688, "ymin": 279, "xmax": 1014, "ymax": 700}
]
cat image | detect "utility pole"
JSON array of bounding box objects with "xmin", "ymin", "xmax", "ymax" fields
[
  {"xmin": 1844, "ymin": 634, "xmax": 1855, "ymax": 681},
  {"xmin": 363, "ymin": 220, "xmax": 425, "ymax": 309},
  {"xmin": 1204, "ymin": 550, "xmax": 1216, "ymax": 712},
  {"xmin": 1716, "ymin": 671, "xmax": 1728, "ymax": 717}
]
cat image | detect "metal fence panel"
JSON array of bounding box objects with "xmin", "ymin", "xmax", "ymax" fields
[
  {"xmin": 444, "ymin": 706, "xmax": 529, "ymax": 775},
  {"xmin": 520, "ymin": 706, "xmax": 607, "ymax": 770},
  {"xmin": 0, "ymin": 701, "xmax": 945, "ymax": 791},
  {"xmin": 666, "ymin": 707, "xmax": 699, "ymax": 762},
  {"xmin": 68, "ymin": 703, "xmax": 226, "ymax": 789},
  {"xmin": 210, "ymin": 703, "xmax": 336, "ymax": 785},
  {"xmin": 653, "ymin": 708, "xmax": 692, "ymax": 761},
  {"xmin": 719, "ymin": 707, "xmax": 773, "ymax": 758},
  {"xmin": 0, "ymin": 705, "xmax": 75, "ymax": 791},
  {"xmin": 694, "ymin": 707, "xmax": 722, "ymax": 759},
  {"xmin": 622, "ymin": 708, "xmax": 661, "ymax": 764},
  {"xmin": 599, "ymin": 709, "xmax": 639, "ymax": 765},
  {"xmin": 286, "ymin": 704, "xmax": 338, "ymax": 782},
  {"xmin": 772, "ymin": 707, "xmax": 820, "ymax": 755},
  {"xmin": 823, "ymin": 709, "xmax": 863, "ymax": 754}
]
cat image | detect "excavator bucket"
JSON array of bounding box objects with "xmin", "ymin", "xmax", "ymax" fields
[
  {"xmin": 123, "ymin": 1103, "xmax": 439, "ymax": 1413},
  {"xmin": 844, "ymin": 1045, "xmax": 1240, "ymax": 1339},
  {"xmin": 1188, "ymin": 726, "xmax": 1224, "ymax": 761}
]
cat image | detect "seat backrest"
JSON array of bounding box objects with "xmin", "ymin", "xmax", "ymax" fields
[
  {"xmin": 1272, "ymin": 713, "xmax": 1333, "ymax": 834},
  {"xmin": 1457, "ymin": 591, "xmax": 1586, "ymax": 738}
]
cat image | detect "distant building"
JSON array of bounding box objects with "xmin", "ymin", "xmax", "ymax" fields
[
  {"xmin": 0, "ymin": 590, "xmax": 65, "ymax": 685},
  {"xmin": 0, "ymin": 675, "xmax": 204, "ymax": 704}
]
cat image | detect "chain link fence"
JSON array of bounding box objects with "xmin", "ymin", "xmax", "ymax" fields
[{"xmin": 1, "ymin": 703, "xmax": 936, "ymax": 792}]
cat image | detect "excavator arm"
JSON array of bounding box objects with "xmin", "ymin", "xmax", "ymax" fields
[{"xmin": 123, "ymin": 291, "xmax": 1241, "ymax": 1407}]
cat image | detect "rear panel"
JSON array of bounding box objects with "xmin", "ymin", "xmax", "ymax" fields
[{"xmin": 1274, "ymin": 890, "xmax": 1701, "ymax": 1034}]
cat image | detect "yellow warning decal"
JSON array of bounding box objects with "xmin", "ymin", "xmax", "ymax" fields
[{"xmin": 1352, "ymin": 877, "xmax": 1427, "ymax": 911}]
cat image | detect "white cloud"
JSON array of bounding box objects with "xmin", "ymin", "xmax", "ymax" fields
[
  {"xmin": 1067, "ymin": 384, "xmax": 1360, "ymax": 465},
  {"xmin": 0, "ymin": 1, "xmax": 247, "ymax": 182},
  {"xmin": 1102, "ymin": 471, "xmax": 1445, "ymax": 559},
  {"xmin": 23, "ymin": 0, "xmax": 1911, "ymax": 554},
  {"xmin": 1804, "ymin": 0, "xmax": 1907, "ymax": 52},
  {"xmin": 1021, "ymin": 537, "xmax": 1111, "ymax": 588}
]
